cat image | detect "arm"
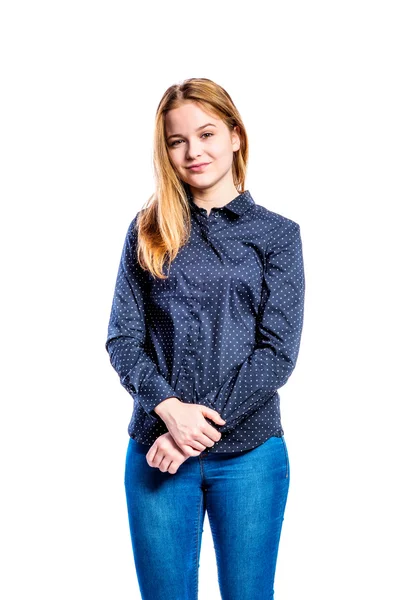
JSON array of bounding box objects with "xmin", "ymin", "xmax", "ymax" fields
[
  {"xmin": 105, "ymin": 215, "xmax": 182, "ymax": 420},
  {"xmin": 198, "ymin": 220, "xmax": 305, "ymax": 433}
]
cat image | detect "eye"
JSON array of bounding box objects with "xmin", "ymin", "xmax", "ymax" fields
[{"xmin": 169, "ymin": 132, "xmax": 214, "ymax": 148}]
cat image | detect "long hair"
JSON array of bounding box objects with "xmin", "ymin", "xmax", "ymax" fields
[{"xmin": 136, "ymin": 77, "xmax": 249, "ymax": 279}]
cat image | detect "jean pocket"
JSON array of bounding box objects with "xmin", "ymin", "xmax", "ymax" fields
[{"xmin": 279, "ymin": 436, "xmax": 290, "ymax": 479}]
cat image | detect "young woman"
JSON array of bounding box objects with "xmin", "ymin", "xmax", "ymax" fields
[{"xmin": 105, "ymin": 77, "xmax": 305, "ymax": 600}]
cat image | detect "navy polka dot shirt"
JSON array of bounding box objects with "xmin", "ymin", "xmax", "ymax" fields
[{"xmin": 105, "ymin": 189, "xmax": 305, "ymax": 453}]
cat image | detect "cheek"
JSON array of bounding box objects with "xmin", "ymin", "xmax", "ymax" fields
[
  {"xmin": 212, "ymin": 146, "xmax": 235, "ymax": 169},
  {"xmin": 169, "ymin": 155, "xmax": 185, "ymax": 174},
  {"xmin": 211, "ymin": 138, "xmax": 234, "ymax": 159}
]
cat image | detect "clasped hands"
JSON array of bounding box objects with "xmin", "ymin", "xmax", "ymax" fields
[{"xmin": 145, "ymin": 398, "xmax": 226, "ymax": 475}]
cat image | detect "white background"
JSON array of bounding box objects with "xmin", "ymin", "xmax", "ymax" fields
[{"xmin": 1, "ymin": 1, "xmax": 419, "ymax": 598}]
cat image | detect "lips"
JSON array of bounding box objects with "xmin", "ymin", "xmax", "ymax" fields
[{"xmin": 188, "ymin": 162, "xmax": 210, "ymax": 171}]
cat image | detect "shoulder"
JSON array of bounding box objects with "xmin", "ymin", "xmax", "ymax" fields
[
  {"xmin": 125, "ymin": 210, "xmax": 143, "ymax": 239},
  {"xmin": 251, "ymin": 202, "xmax": 301, "ymax": 244}
]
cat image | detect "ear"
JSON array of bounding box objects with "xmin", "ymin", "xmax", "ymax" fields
[{"xmin": 231, "ymin": 125, "xmax": 241, "ymax": 152}]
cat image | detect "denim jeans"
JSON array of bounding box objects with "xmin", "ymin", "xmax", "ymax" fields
[{"xmin": 124, "ymin": 435, "xmax": 290, "ymax": 600}]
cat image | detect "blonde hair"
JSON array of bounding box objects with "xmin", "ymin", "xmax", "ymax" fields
[{"xmin": 136, "ymin": 77, "xmax": 249, "ymax": 279}]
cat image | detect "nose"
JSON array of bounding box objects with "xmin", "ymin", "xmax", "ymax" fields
[{"xmin": 185, "ymin": 139, "xmax": 203, "ymax": 161}]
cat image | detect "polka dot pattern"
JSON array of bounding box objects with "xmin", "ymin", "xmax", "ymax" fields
[{"xmin": 105, "ymin": 190, "xmax": 305, "ymax": 453}]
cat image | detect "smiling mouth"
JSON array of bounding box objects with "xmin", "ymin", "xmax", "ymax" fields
[{"xmin": 188, "ymin": 163, "xmax": 210, "ymax": 171}]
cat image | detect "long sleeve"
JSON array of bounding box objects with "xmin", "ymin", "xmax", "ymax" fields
[
  {"xmin": 198, "ymin": 220, "xmax": 305, "ymax": 434},
  {"xmin": 105, "ymin": 216, "xmax": 181, "ymax": 419}
]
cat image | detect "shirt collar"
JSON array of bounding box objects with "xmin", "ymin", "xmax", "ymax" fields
[{"xmin": 186, "ymin": 188, "xmax": 255, "ymax": 216}]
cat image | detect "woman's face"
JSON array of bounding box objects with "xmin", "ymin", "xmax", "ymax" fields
[{"xmin": 165, "ymin": 101, "xmax": 240, "ymax": 193}]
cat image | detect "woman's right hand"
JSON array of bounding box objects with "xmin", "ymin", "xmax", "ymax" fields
[{"xmin": 154, "ymin": 397, "xmax": 226, "ymax": 455}]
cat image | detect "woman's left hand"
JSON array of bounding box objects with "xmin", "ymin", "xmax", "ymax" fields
[{"xmin": 146, "ymin": 432, "xmax": 203, "ymax": 474}]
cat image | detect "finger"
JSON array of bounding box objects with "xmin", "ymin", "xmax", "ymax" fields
[
  {"xmin": 172, "ymin": 441, "xmax": 200, "ymax": 458},
  {"xmin": 168, "ymin": 462, "xmax": 179, "ymax": 475},
  {"xmin": 153, "ymin": 449, "xmax": 166, "ymax": 469},
  {"xmin": 201, "ymin": 407, "xmax": 226, "ymax": 424},
  {"xmin": 170, "ymin": 432, "xmax": 206, "ymax": 453},
  {"xmin": 202, "ymin": 425, "xmax": 223, "ymax": 444},
  {"xmin": 185, "ymin": 438, "xmax": 209, "ymax": 452},
  {"xmin": 187, "ymin": 447, "xmax": 203, "ymax": 457},
  {"xmin": 146, "ymin": 443, "xmax": 158, "ymax": 465},
  {"xmin": 159, "ymin": 457, "xmax": 172, "ymax": 472}
]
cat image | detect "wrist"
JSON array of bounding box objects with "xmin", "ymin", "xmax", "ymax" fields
[{"xmin": 154, "ymin": 396, "xmax": 181, "ymax": 420}]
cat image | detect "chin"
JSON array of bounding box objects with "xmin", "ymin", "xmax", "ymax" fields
[{"xmin": 186, "ymin": 174, "xmax": 213, "ymax": 185}]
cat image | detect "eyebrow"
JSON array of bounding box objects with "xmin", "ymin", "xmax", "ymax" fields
[{"xmin": 166, "ymin": 123, "xmax": 217, "ymax": 141}]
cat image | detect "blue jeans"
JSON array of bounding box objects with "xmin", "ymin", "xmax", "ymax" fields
[{"xmin": 124, "ymin": 435, "xmax": 290, "ymax": 600}]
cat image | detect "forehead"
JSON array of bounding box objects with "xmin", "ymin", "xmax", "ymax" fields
[{"xmin": 165, "ymin": 101, "xmax": 222, "ymax": 133}]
